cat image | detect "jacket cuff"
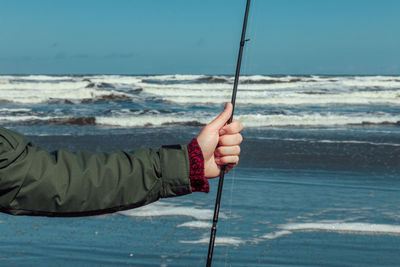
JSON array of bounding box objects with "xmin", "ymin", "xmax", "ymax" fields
[
  {"xmin": 159, "ymin": 144, "xmax": 192, "ymax": 198},
  {"xmin": 187, "ymin": 138, "xmax": 209, "ymax": 193}
]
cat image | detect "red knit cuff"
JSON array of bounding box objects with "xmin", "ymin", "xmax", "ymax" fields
[{"xmin": 187, "ymin": 138, "xmax": 209, "ymax": 193}]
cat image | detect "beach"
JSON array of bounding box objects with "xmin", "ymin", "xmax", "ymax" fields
[{"xmin": 0, "ymin": 74, "xmax": 399, "ymax": 266}]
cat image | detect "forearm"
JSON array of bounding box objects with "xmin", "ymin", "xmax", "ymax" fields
[{"xmin": 0, "ymin": 127, "xmax": 192, "ymax": 216}]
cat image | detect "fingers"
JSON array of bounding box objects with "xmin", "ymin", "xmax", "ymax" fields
[
  {"xmin": 218, "ymin": 133, "xmax": 243, "ymax": 146},
  {"xmin": 215, "ymin": 156, "xmax": 239, "ymax": 165},
  {"xmin": 219, "ymin": 120, "xmax": 243, "ymax": 135},
  {"xmin": 215, "ymin": 145, "xmax": 240, "ymax": 157},
  {"xmin": 206, "ymin": 103, "xmax": 243, "ymax": 175},
  {"xmin": 216, "ymin": 132, "xmax": 242, "ymax": 167},
  {"xmin": 207, "ymin": 102, "xmax": 233, "ymax": 131}
]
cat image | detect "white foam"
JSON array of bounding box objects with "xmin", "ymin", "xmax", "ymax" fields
[
  {"xmin": 0, "ymin": 81, "xmax": 88, "ymax": 90},
  {"xmin": 0, "ymin": 77, "xmax": 130, "ymax": 104},
  {"xmin": 317, "ymin": 139, "xmax": 400, "ymax": 147},
  {"xmin": 87, "ymin": 75, "xmax": 142, "ymax": 84},
  {"xmin": 0, "ymin": 115, "xmax": 55, "ymax": 122},
  {"xmin": 0, "ymin": 87, "xmax": 128, "ymax": 104},
  {"xmin": 138, "ymin": 75, "xmax": 400, "ymax": 90},
  {"xmin": 132, "ymin": 74, "xmax": 400, "ymax": 106},
  {"xmin": 19, "ymin": 75, "xmax": 76, "ymax": 81},
  {"xmin": 0, "ymin": 75, "xmax": 76, "ymax": 81},
  {"xmin": 0, "ymin": 108, "xmax": 31, "ymax": 113},
  {"xmin": 142, "ymin": 87, "xmax": 233, "ymax": 96},
  {"xmin": 119, "ymin": 202, "xmax": 226, "ymax": 221},
  {"xmin": 96, "ymin": 115, "xmax": 208, "ymax": 127},
  {"xmin": 279, "ymin": 221, "xmax": 400, "ymax": 235},
  {"xmin": 177, "ymin": 221, "xmax": 212, "ymax": 229},
  {"xmin": 261, "ymin": 230, "xmax": 292, "ymax": 240},
  {"xmin": 1, "ymin": 74, "xmax": 399, "ymax": 106},
  {"xmin": 235, "ymin": 113, "xmax": 400, "ymax": 127},
  {"xmin": 180, "ymin": 236, "xmax": 243, "ymax": 246},
  {"xmin": 141, "ymin": 74, "xmax": 206, "ymax": 81},
  {"xmin": 257, "ymin": 137, "xmax": 400, "ymax": 147},
  {"xmin": 336, "ymin": 76, "xmax": 400, "ymax": 88},
  {"xmin": 2, "ymin": 111, "xmax": 399, "ymax": 128},
  {"xmin": 161, "ymin": 90, "xmax": 400, "ymax": 105},
  {"xmin": 84, "ymin": 74, "xmax": 203, "ymax": 85},
  {"xmin": 95, "ymin": 112, "xmax": 400, "ymax": 128}
]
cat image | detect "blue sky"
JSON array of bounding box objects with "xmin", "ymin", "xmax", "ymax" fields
[{"xmin": 1, "ymin": 0, "xmax": 399, "ymax": 75}]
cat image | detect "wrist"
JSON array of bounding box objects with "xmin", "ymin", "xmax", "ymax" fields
[{"xmin": 187, "ymin": 138, "xmax": 209, "ymax": 193}]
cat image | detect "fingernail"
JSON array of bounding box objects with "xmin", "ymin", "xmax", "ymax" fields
[{"xmin": 219, "ymin": 129, "xmax": 226, "ymax": 135}]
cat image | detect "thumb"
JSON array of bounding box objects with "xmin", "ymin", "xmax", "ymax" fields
[{"xmin": 208, "ymin": 102, "xmax": 233, "ymax": 130}]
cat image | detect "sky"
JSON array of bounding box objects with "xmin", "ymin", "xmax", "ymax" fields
[{"xmin": 0, "ymin": 0, "xmax": 399, "ymax": 75}]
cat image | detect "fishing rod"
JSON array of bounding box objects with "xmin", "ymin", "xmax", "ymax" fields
[{"xmin": 206, "ymin": 0, "xmax": 251, "ymax": 266}]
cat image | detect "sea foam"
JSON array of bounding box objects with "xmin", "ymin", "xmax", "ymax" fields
[
  {"xmin": 279, "ymin": 221, "xmax": 400, "ymax": 235},
  {"xmin": 180, "ymin": 236, "xmax": 244, "ymax": 246},
  {"xmin": 177, "ymin": 221, "xmax": 212, "ymax": 229},
  {"xmin": 119, "ymin": 202, "xmax": 227, "ymax": 221}
]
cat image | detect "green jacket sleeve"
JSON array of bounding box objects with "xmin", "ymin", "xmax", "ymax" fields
[{"xmin": 0, "ymin": 127, "xmax": 192, "ymax": 216}]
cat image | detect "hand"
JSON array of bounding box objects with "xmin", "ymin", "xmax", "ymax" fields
[{"xmin": 197, "ymin": 102, "xmax": 243, "ymax": 179}]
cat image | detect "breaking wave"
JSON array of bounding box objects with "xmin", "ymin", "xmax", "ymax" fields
[
  {"xmin": 1, "ymin": 74, "xmax": 399, "ymax": 105},
  {"xmin": 1, "ymin": 74, "xmax": 399, "ymax": 134},
  {"xmin": 235, "ymin": 113, "xmax": 400, "ymax": 127},
  {"xmin": 1, "ymin": 112, "xmax": 399, "ymax": 128}
]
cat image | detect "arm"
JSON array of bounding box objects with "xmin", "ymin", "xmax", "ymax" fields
[
  {"xmin": 0, "ymin": 127, "xmax": 191, "ymax": 216},
  {"xmin": 0, "ymin": 103, "xmax": 242, "ymax": 216}
]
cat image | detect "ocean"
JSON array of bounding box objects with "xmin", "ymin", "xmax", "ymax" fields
[{"xmin": 0, "ymin": 74, "xmax": 399, "ymax": 266}]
